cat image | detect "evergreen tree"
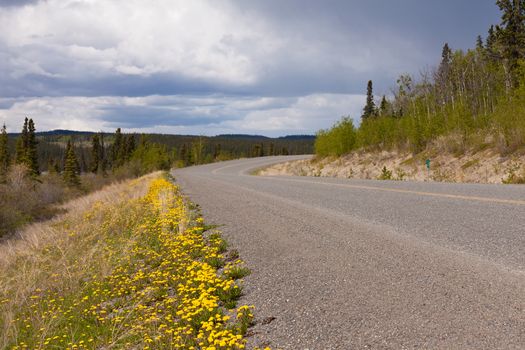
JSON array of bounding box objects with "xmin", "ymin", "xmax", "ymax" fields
[
  {"xmin": 252, "ymin": 143, "xmax": 265, "ymax": 157},
  {"xmin": 63, "ymin": 140, "xmax": 80, "ymax": 187},
  {"xmin": 213, "ymin": 143, "xmax": 221, "ymax": 159},
  {"xmin": 476, "ymin": 35, "xmax": 485, "ymax": 51},
  {"xmin": 15, "ymin": 137, "xmax": 24, "ymax": 164},
  {"xmin": 362, "ymin": 80, "xmax": 376, "ymax": 119},
  {"xmin": 486, "ymin": 25, "xmax": 499, "ymax": 59},
  {"xmin": 139, "ymin": 133, "xmax": 148, "ymax": 148},
  {"xmin": 125, "ymin": 134, "xmax": 136, "ymax": 159},
  {"xmin": 26, "ymin": 118, "xmax": 39, "ymax": 176},
  {"xmin": 79, "ymin": 150, "xmax": 87, "ymax": 173},
  {"xmin": 180, "ymin": 143, "xmax": 188, "ymax": 165},
  {"xmin": 90, "ymin": 134, "xmax": 101, "ymax": 173},
  {"xmin": 379, "ymin": 95, "xmax": 388, "ymax": 116},
  {"xmin": 99, "ymin": 133, "xmax": 107, "ymax": 174},
  {"xmin": 47, "ymin": 158, "xmax": 60, "ymax": 174},
  {"xmin": 496, "ymin": 0, "xmax": 525, "ymax": 88},
  {"xmin": 112, "ymin": 128, "xmax": 123, "ymax": 166},
  {"xmin": 441, "ymin": 42, "xmax": 453, "ymax": 64},
  {"xmin": 0, "ymin": 123, "xmax": 9, "ymax": 175},
  {"xmin": 15, "ymin": 117, "xmax": 28, "ymax": 165},
  {"xmin": 191, "ymin": 138, "xmax": 205, "ymax": 165},
  {"xmin": 436, "ymin": 43, "xmax": 453, "ymax": 95}
]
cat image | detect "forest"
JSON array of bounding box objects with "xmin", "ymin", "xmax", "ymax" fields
[
  {"xmin": 0, "ymin": 121, "xmax": 313, "ymax": 237},
  {"xmin": 315, "ymin": 0, "xmax": 525, "ymax": 157}
]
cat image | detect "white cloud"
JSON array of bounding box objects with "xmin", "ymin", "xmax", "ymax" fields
[
  {"xmin": 0, "ymin": 0, "xmax": 276, "ymax": 85},
  {"xmin": 0, "ymin": 0, "xmax": 453, "ymax": 135},
  {"xmin": 226, "ymin": 94, "xmax": 365, "ymax": 133},
  {"xmin": 0, "ymin": 0, "xmax": 425, "ymax": 92},
  {"xmin": 0, "ymin": 94, "xmax": 365, "ymax": 136}
]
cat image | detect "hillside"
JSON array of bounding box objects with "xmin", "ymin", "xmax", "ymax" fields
[
  {"xmin": 259, "ymin": 144, "xmax": 525, "ymax": 184},
  {"xmin": 290, "ymin": 2, "xmax": 525, "ymax": 184}
]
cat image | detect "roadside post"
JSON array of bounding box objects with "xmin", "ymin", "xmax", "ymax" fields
[{"xmin": 425, "ymin": 158, "xmax": 431, "ymax": 181}]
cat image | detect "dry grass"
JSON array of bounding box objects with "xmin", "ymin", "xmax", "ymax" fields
[
  {"xmin": 0, "ymin": 165, "xmax": 146, "ymax": 239},
  {"xmin": 1, "ymin": 172, "xmax": 257, "ymax": 349},
  {"xmin": 0, "ymin": 172, "xmax": 159, "ymax": 348}
]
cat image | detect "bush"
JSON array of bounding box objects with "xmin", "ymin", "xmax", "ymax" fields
[
  {"xmin": 378, "ymin": 166, "xmax": 393, "ymax": 180},
  {"xmin": 0, "ymin": 166, "xmax": 114, "ymax": 238},
  {"xmin": 315, "ymin": 117, "xmax": 357, "ymax": 156}
]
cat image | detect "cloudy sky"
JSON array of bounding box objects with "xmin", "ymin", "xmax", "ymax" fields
[{"xmin": 0, "ymin": 0, "xmax": 501, "ymax": 136}]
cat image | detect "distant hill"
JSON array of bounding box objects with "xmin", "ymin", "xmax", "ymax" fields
[
  {"xmin": 277, "ymin": 135, "xmax": 315, "ymax": 140},
  {"xmin": 216, "ymin": 134, "xmax": 271, "ymax": 140},
  {"xmin": 8, "ymin": 129, "xmax": 96, "ymax": 136},
  {"xmin": 216, "ymin": 134, "xmax": 314, "ymax": 140},
  {"xmin": 37, "ymin": 129, "xmax": 96, "ymax": 136},
  {"xmin": 8, "ymin": 130, "xmax": 315, "ymax": 140}
]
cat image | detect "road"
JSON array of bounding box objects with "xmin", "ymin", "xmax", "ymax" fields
[{"xmin": 173, "ymin": 156, "xmax": 525, "ymax": 349}]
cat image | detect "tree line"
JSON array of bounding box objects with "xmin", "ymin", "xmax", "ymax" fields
[
  {"xmin": 1, "ymin": 119, "xmax": 314, "ymax": 186},
  {"xmin": 0, "ymin": 119, "xmax": 171, "ymax": 187},
  {"xmin": 316, "ymin": 0, "xmax": 525, "ymax": 156}
]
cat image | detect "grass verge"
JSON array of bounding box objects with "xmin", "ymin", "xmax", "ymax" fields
[{"xmin": 0, "ymin": 172, "xmax": 262, "ymax": 349}]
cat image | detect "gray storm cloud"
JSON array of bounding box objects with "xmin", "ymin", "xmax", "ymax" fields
[{"xmin": 0, "ymin": 0, "xmax": 500, "ymax": 135}]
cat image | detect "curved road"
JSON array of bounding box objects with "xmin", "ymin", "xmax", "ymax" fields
[{"xmin": 174, "ymin": 156, "xmax": 525, "ymax": 349}]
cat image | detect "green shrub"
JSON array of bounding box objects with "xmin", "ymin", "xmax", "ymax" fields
[{"xmin": 378, "ymin": 166, "xmax": 393, "ymax": 180}]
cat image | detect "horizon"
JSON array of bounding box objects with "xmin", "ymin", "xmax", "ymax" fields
[{"xmin": 4, "ymin": 126, "xmax": 316, "ymax": 138}]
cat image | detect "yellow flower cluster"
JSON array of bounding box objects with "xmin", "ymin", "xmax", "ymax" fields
[{"xmin": 8, "ymin": 176, "xmax": 263, "ymax": 349}]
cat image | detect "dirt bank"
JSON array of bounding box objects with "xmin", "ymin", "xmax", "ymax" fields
[{"xmin": 259, "ymin": 148, "xmax": 525, "ymax": 184}]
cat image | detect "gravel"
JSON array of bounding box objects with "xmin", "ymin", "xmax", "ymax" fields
[{"xmin": 174, "ymin": 156, "xmax": 525, "ymax": 349}]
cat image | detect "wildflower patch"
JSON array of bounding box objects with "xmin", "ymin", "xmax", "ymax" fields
[{"xmin": 3, "ymin": 176, "xmax": 259, "ymax": 349}]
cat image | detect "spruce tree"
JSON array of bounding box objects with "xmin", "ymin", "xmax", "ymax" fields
[
  {"xmin": 379, "ymin": 95, "xmax": 388, "ymax": 116},
  {"xmin": 125, "ymin": 134, "xmax": 135, "ymax": 159},
  {"xmin": 90, "ymin": 134, "xmax": 101, "ymax": 173},
  {"xmin": 438, "ymin": 43, "xmax": 452, "ymax": 78},
  {"xmin": 15, "ymin": 137, "xmax": 24, "ymax": 164},
  {"xmin": 0, "ymin": 123, "xmax": 9, "ymax": 175},
  {"xmin": 47, "ymin": 158, "xmax": 59, "ymax": 174},
  {"xmin": 476, "ymin": 35, "xmax": 485, "ymax": 51},
  {"xmin": 112, "ymin": 128, "xmax": 123, "ymax": 167},
  {"xmin": 213, "ymin": 143, "xmax": 221, "ymax": 159},
  {"xmin": 251, "ymin": 144, "xmax": 260, "ymax": 157},
  {"xmin": 63, "ymin": 140, "xmax": 80, "ymax": 187},
  {"xmin": 79, "ymin": 150, "xmax": 87, "ymax": 173},
  {"xmin": 99, "ymin": 133, "xmax": 107, "ymax": 174},
  {"xmin": 486, "ymin": 25, "xmax": 499, "ymax": 59},
  {"xmin": 180, "ymin": 143, "xmax": 188, "ymax": 165},
  {"xmin": 26, "ymin": 118, "xmax": 39, "ymax": 176},
  {"xmin": 496, "ymin": 0, "xmax": 525, "ymax": 88},
  {"xmin": 15, "ymin": 118, "xmax": 29, "ymax": 165},
  {"xmin": 362, "ymin": 80, "xmax": 376, "ymax": 119}
]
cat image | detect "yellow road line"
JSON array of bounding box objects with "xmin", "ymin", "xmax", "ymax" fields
[{"xmin": 260, "ymin": 176, "xmax": 525, "ymax": 206}]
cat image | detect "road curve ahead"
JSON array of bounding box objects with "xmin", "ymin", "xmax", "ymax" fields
[{"xmin": 173, "ymin": 156, "xmax": 525, "ymax": 349}]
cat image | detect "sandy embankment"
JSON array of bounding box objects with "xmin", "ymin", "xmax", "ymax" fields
[{"xmin": 260, "ymin": 148, "xmax": 525, "ymax": 184}]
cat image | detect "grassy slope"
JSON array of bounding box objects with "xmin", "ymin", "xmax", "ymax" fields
[{"xmin": 0, "ymin": 173, "xmax": 260, "ymax": 349}]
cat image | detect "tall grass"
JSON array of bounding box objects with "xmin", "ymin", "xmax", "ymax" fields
[
  {"xmin": 0, "ymin": 165, "xmax": 143, "ymax": 239},
  {"xmin": 0, "ymin": 173, "xmax": 256, "ymax": 349}
]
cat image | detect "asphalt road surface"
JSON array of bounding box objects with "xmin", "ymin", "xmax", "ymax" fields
[{"xmin": 173, "ymin": 156, "xmax": 525, "ymax": 349}]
